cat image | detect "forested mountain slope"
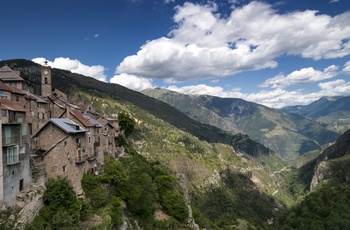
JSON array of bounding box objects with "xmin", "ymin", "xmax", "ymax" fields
[{"xmin": 143, "ymin": 88, "xmax": 340, "ymax": 160}]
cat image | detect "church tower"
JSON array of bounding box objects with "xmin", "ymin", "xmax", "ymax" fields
[{"xmin": 41, "ymin": 64, "xmax": 52, "ymax": 97}]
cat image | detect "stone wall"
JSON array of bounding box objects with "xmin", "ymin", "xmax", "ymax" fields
[{"xmin": 15, "ymin": 187, "xmax": 44, "ymax": 229}]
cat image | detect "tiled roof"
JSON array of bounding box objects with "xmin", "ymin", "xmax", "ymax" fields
[
  {"xmin": 70, "ymin": 109, "xmax": 93, "ymax": 127},
  {"xmin": 0, "ymin": 66, "xmax": 25, "ymax": 81},
  {"xmin": 7, "ymin": 84, "xmax": 26, "ymax": 95},
  {"xmin": 0, "ymin": 80, "xmax": 11, "ymax": 92},
  {"xmin": 0, "ymin": 98, "xmax": 26, "ymax": 112},
  {"xmin": 25, "ymin": 92, "xmax": 47, "ymax": 103}
]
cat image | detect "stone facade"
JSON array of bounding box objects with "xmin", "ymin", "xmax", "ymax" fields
[{"xmin": 0, "ymin": 65, "xmax": 121, "ymax": 226}]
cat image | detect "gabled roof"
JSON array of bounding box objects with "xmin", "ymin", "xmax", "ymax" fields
[
  {"xmin": 78, "ymin": 104, "xmax": 99, "ymax": 115},
  {"xmin": 32, "ymin": 118, "xmax": 87, "ymax": 137},
  {"xmin": 70, "ymin": 109, "xmax": 94, "ymax": 127},
  {"xmin": 0, "ymin": 80, "xmax": 11, "ymax": 92},
  {"xmin": 24, "ymin": 92, "xmax": 47, "ymax": 103},
  {"xmin": 6, "ymin": 84, "xmax": 26, "ymax": 95},
  {"xmin": 105, "ymin": 116, "xmax": 119, "ymax": 122},
  {"xmin": 83, "ymin": 114, "xmax": 102, "ymax": 127},
  {"xmin": 59, "ymin": 98, "xmax": 80, "ymax": 109},
  {"xmin": 0, "ymin": 98, "xmax": 26, "ymax": 112},
  {"xmin": 0, "ymin": 66, "xmax": 25, "ymax": 82}
]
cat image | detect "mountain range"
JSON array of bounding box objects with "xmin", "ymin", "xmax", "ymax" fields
[
  {"xmin": 142, "ymin": 88, "xmax": 341, "ymax": 161},
  {"xmin": 2, "ymin": 59, "xmax": 350, "ymax": 229}
]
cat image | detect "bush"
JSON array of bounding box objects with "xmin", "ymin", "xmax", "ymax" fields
[
  {"xmin": 155, "ymin": 175, "xmax": 188, "ymax": 221},
  {"xmin": 81, "ymin": 172, "xmax": 108, "ymax": 209},
  {"xmin": 26, "ymin": 177, "xmax": 81, "ymax": 229}
]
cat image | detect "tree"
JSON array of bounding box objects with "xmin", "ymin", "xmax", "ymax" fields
[{"xmin": 118, "ymin": 112, "xmax": 136, "ymax": 137}]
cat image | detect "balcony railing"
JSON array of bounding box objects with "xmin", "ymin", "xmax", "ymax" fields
[{"xmin": 87, "ymin": 152, "xmax": 97, "ymax": 161}]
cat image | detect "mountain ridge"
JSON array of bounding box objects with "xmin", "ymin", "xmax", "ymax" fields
[{"xmin": 142, "ymin": 88, "xmax": 340, "ymax": 160}]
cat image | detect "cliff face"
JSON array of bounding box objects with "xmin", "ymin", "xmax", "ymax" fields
[{"xmin": 308, "ymin": 129, "xmax": 350, "ymax": 191}]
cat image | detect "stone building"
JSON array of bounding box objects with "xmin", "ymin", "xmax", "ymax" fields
[
  {"xmin": 31, "ymin": 118, "xmax": 97, "ymax": 195},
  {"xmin": 0, "ymin": 65, "xmax": 34, "ymax": 93},
  {"xmin": 0, "ymin": 98, "xmax": 31, "ymax": 207},
  {"xmin": 0, "ymin": 64, "xmax": 121, "ymax": 209}
]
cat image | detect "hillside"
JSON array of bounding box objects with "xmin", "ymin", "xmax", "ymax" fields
[
  {"xmin": 0, "ymin": 59, "xmax": 293, "ymax": 228},
  {"xmin": 281, "ymin": 128, "xmax": 350, "ymax": 229},
  {"xmin": 142, "ymin": 88, "xmax": 340, "ymax": 160},
  {"xmin": 0, "ymin": 59, "xmax": 273, "ymax": 158},
  {"xmin": 281, "ymin": 96, "xmax": 350, "ymax": 133}
]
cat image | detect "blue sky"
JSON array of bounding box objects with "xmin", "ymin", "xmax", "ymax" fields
[{"xmin": 1, "ymin": 0, "xmax": 349, "ymax": 108}]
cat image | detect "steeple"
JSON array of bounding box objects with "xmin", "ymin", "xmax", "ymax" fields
[{"xmin": 41, "ymin": 63, "xmax": 52, "ymax": 97}]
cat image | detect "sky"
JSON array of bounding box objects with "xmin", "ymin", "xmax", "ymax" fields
[{"xmin": 1, "ymin": 0, "xmax": 350, "ymax": 108}]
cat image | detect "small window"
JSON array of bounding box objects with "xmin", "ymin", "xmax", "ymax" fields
[
  {"xmin": 88, "ymin": 136, "xmax": 91, "ymax": 144},
  {"xmin": 44, "ymin": 77, "xmax": 48, "ymax": 84},
  {"xmin": 63, "ymin": 165, "xmax": 66, "ymax": 172},
  {"xmin": 64, "ymin": 141, "xmax": 67, "ymax": 147},
  {"xmin": 19, "ymin": 179, "xmax": 24, "ymax": 191},
  {"xmin": 16, "ymin": 96, "xmax": 19, "ymax": 102}
]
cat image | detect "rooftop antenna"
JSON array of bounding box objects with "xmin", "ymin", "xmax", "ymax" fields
[{"xmin": 44, "ymin": 60, "xmax": 48, "ymax": 66}]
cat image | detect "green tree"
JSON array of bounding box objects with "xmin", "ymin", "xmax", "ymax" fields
[
  {"xmin": 155, "ymin": 175, "xmax": 188, "ymax": 221},
  {"xmin": 26, "ymin": 177, "xmax": 81, "ymax": 229},
  {"xmin": 118, "ymin": 112, "xmax": 136, "ymax": 137},
  {"xmin": 81, "ymin": 172, "xmax": 108, "ymax": 209},
  {"xmin": 100, "ymin": 156, "xmax": 129, "ymax": 186}
]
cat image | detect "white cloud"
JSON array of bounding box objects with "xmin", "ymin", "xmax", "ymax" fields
[
  {"xmin": 110, "ymin": 73, "xmax": 154, "ymax": 91},
  {"xmin": 260, "ymin": 65, "xmax": 339, "ymax": 88},
  {"xmin": 343, "ymin": 61, "xmax": 350, "ymax": 73},
  {"xmin": 32, "ymin": 57, "xmax": 107, "ymax": 82},
  {"xmin": 116, "ymin": 1, "xmax": 350, "ymax": 83},
  {"xmin": 94, "ymin": 34, "xmax": 99, "ymax": 38},
  {"xmin": 164, "ymin": 0, "xmax": 175, "ymax": 3},
  {"xmin": 164, "ymin": 77, "xmax": 350, "ymax": 108}
]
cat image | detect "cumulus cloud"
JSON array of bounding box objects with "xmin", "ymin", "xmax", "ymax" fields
[
  {"xmin": 260, "ymin": 65, "xmax": 339, "ymax": 88},
  {"xmin": 32, "ymin": 57, "xmax": 107, "ymax": 82},
  {"xmin": 110, "ymin": 73, "xmax": 154, "ymax": 91},
  {"xmin": 343, "ymin": 61, "xmax": 350, "ymax": 73},
  {"xmin": 116, "ymin": 1, "xmax": 350, "ymax": 83},
  {"xmin": 165, "ymin": 79, "xmax": 350, "ymax": 108}
]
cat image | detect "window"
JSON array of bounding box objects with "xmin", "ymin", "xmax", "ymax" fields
[
  {"xmin": 19, "ymin": 179, "xmax": 24, "ymax": 192},
  {"xmin": 16, "ymin": 95, "xmax": 19, "ymax": 102},
  {"xmin": 64, "ymin": 141, "xmax": 67, "ymax": 147},
  {"xmin": 88, "ymin": 136, "xmax": 91, "ymax": 144},
  {"xmin": 63, "ymin": 165, "xmax": 66, "ymax": 172},
  {"xmin": 22, "ymin": 126, "xmax": 27, "ymax": 136},
  {"xmin": 7, "ymin": 146, "xmax": 19, "ymax": 164},
  {"xmin": 44, "ymin": 77, "xmax": 48, "ymax": 84}
]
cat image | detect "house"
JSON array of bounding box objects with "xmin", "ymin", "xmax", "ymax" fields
[
  {"xmin": 0, "ymin": 65, "xmax": 122, "ymax": 209},
  {"xmin": 0, "ymin": 65, "xmax": 34, "ymax": 93},
  {"xmin": 97, "ymin": 116, "xmax": 121, "ymax": 158},
  {"xmin": 0, "ymin": 98, "xmax": 31, "ymax": 207},
  {"xmin": 78, "ymin": 104, "xmax": 99, "ymax": 119},
  {"xmin": 31, "ymin": 118, "xmax": 97, "ymax": 195},
  {"xmin": 64, "ymin": 107, "xmax": 104, "ymax": 165}
]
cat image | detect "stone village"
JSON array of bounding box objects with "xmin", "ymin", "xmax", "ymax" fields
[{"xmin": 0, "ymin": 64, "xmax": 123, "ymax": 227}]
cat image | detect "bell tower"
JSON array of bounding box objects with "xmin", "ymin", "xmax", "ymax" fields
[{"xmin": 41, "ymin": 62, "xmax": 52, "ymax": 97}]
